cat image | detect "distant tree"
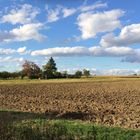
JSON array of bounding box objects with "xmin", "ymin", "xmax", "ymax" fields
[
  {"xmin": 0, "ymin": 71, "xmax": 11, "ymax": 79},
  {"xmin": 75, "ymin": 70, "xmax": 82, "ymax": 78},
  {"xmin": 53, "ymin": 71, "xmax": 62, "ymax": 78},
  {"xmin": 83, "ymin": 69, "xmax": 90, "ymax": 77},
  {"xmin": 62, "ymin": 71, "xmax": 68, "ymax": 78},
  {"xmin": 0, "ymin": 71, "xmax": 21, "ymax": 79},
  {"xmin": 43, "ymin": 57, "xmax": 57, "ymax": 79},
  {"xmin": 10, "ymin": 72, "xmax": 21, "ymax": 79},
  {"xmin": 22, "ymin": 60, "xmax": 41, "ymax": 79}
]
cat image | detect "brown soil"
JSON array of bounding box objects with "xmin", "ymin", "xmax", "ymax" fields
[{"xmin": 0, "ymin": 81, "xmax": 140, "ymax": 129}]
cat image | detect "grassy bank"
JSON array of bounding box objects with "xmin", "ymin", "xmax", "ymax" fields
[
  {"xmin": 0, "ymin": 110, "xmax": 140, "ymax": 140},
  {"xmin": 1, "ymin": 119, "xmax": 140, "ymax": 140}
]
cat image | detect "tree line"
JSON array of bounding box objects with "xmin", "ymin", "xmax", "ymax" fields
[{"xmin": 0, "ymin": 57, "xmax": 90, "ymax": 79}]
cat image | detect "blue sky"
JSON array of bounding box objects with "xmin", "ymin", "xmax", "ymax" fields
[{"xmin": 0, "ymin": 0, "xmax": 140, "ymax": 75}]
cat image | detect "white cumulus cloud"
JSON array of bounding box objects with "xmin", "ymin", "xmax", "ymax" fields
[
  {"xmin": 0, "ymin": 23, "xmax": 46, "ymax": 42},
  {"xmin": 30, "ymin": 46, "xmax": 133, "ymax": 57},
  {"xmin": 77, "ymin": 9, "xmax": 124, "ymax": 40},
  {"xmin": 100, "ymin": 23, "xmax": 140, "ymax": 47},
  {"xmin": 30, "ymin": 46, "xmax": 140, "ymax": 63},
  {"xmin": 1, "ymin": 4, "xmax": 40, "ymax": 25},
  {"xmin": 31, "ymin": 46, "xmax": 89, "ymax": 56}
]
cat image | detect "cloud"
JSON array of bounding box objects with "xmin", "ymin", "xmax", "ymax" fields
[
  {"xmin": 122, "ymin": 55, "xmax": 140, "ymax": 63},
  {"xmin": 46, "ymin": 5, "xmax": 62, "ymax": 22},
  {"xmin": 79, "ymin": 2, "xmax": 107, "ymax": 12},
  {"xmin": 89, "ymin": 46, "xmax": 133, "ymax": 56},
  {"xmin": 0, "ymin": 23, "xmax": 46, "ymax": 42},
  {"xmin": 1, "ymin": 4, "xmax": 40, "ymax": 25},
  {"xmin": 31, "ymin": 46, "xmax": 89, "ymax": 56},
  {"xmin": 62, "ymin": 8, "xmax": 77, "ymax": 18},
  {"xmin": 0, "ymin": 56, "xmax": 24, "ymax": 72},
  {"xmin": 96, "ymin": 69, "xmax": 140, "ymax": 76},
  {"xmin": 100, "ymin": 23, "xmax": 140, "ymax": 47},
  {"xmin": 77, "ymin": 9, "xmax": 124, "ymax": 40},
  {"xmin": 59, "ymin": 67, "xmax": 140, "ymax": 76},
  {"xmin": 0, "ymin": 47, "xmax": 29, "ymax": 55},
  {"xmin": 30, "ymin": 46, "xmax": 140, "ymax": 63},
  {"xmin": 30, "ymin": 46, "xmax": 133, "ymax": 57},
  {"xmin": 2, "ymin": 46, "xmax": 138, "ymax": 63},
  {"xmin": 0, "ymin": 31, "xmax": 14, "ymax": 42},
  {"xmin": 0, "ymin": 56, "xmax": 24, "ymax": 62},
  {"xmin": 0, "ymin": 48, "xmax": 16, "ymax": 55},
  {"xmin": 121, "ymin": 49, "xmax": 140, "ymax": 63},
  {"xmin": 46, "ymin": 2, "xmax": 107, "ymax": 23},
  {"xmin": 17, "ymin": 46, "xmax": 27, "ymax": 54},
  {"xmin": 10, "ymin": 23, "xmax": 46, "ymax": 42},
  {"xmin": 62, "ymin": 2, "xmax": 107, "ymax": 18}
]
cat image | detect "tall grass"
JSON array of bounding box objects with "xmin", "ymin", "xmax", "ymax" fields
[{"xmin": 1, "ymin": 119, "xmax": 140, "ymax": 140}]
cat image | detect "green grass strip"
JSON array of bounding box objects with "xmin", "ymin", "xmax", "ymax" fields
[{"xmin": 1, "ymin": 119, "xmax": 140, "ymax": 140}]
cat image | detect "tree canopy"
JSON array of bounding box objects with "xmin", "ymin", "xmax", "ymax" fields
[
  {"xmin": 43, "ymin": 57, "xmax": 57, "ymax": 79},
  {"xmin": 22, "ymin": 60, "xmax": 41, "ymax": 79},
  {"xmin": 83, "ymin": 69, "xmax": 90, "ymax": 77},
  {"xmin": 0, "ymin": 57, "xmax": 93, "ymax": 79}
]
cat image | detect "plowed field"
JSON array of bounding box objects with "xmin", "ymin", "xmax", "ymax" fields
[{"xmin": 0, "ymin": 80, "xmax": 140, "ymax": 129}]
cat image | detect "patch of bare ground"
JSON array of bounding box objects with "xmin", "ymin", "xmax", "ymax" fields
[{"xmin": 0, "ymin": 81, "xmax": 140, "ymax": 129}]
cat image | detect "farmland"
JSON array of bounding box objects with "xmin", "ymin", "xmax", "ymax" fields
[{"xmin": 0, "ymin": 78, "xmax": 140, "ymax": 130}]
